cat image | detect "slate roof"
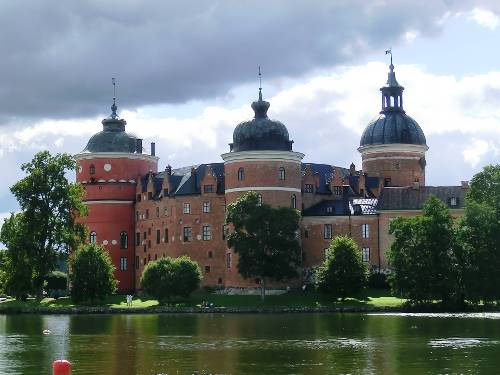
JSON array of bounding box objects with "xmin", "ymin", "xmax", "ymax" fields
[
  {"xmin": 302, "ymin": 199, "xmax": 350, "ymax": 216},
  {"xmin": 377, "ymin": 186, "xmax": 466, "ymax": 210},
  {"xmin": 301, "ymin": 163, "xmax": 350, "ymax": 195}
]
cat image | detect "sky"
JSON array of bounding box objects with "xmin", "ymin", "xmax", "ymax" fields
[{"xmin": 0, "ymin": 0, "xmax": 500, "ymax": 223}]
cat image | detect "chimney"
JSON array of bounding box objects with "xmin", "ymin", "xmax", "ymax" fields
[
  {"xmin": 151, "ymin": 142, "xmax": 156, "ymax": 156},
  {"xmin": 461, "ymin": 180, "xmax": 469, "ymax": 189},
  {"xmin": 349, "ymin": 162, "xmax": 356, "ymax": 176},
  {"xmin": 136, "ymin": 139, "xmax": 143, "ymax": 154},
  {"xmin": 165, "ymin": 164, "xmax": 172, "ymax": 176}
]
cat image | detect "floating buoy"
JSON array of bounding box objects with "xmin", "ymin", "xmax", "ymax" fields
[
  {"xmin": 53, "ymin": 359, "xmax": 72, "ymax": 375},
  {"xmin": 43, "ymin": 329, "xmax": 51, "ymax": 335}
]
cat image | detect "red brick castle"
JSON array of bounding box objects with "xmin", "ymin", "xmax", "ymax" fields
[{"xmin": 75, "ymin": 63, "xmax": 467, "ymax": 292}]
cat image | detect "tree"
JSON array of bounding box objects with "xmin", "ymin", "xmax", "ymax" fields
[
  {"xmin": 459, "ymin": 165, "xmax": 500, "ymax": 303},
  {"xmin": 0, "ymin": 213, "xmax": 34, "ymax": 299},
  {"xmin": 315, "ymin": 236, "xmax": 367, "ymax": 300},
  {"xmin": 2, "ymin": 151, "xmax": 87, "ymax": 298},
  {"xmin": 69, "ymin": 243, "xmax": 117, "ymax": 303},
  {"xmin": 140, "ymin": 256, "xmax": 202, "ymax": 304},
  {"xmin": 387, "ymin": 195, "xmax": 460, "ymax": 304},
  {"xmin": 45, "ymin": 271, "xmax": 68, "ymax": 298},
  {"xmin": 225, "ymin": 192, "xmax": 301, "ymax": 300}
]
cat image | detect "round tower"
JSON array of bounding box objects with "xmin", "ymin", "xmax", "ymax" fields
[
  {"xmin": 221, "ymin": 86, "xmax": 304, "ymax": 287},
  {"xmin": 75, "ymin": 99, "xmax": 158, "ymax": 292},
  {"xmin": 358, "ymin": 62, "xmax": 428, "ymax": 188}
]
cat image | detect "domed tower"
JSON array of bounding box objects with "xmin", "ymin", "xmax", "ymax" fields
[
  {"xmin": 358, "ymin": 62, "xmax": 428, "ymax": 188},
  {"xmin": 75, "ymin": 98, "xmax": 158, "ymax": 292}
]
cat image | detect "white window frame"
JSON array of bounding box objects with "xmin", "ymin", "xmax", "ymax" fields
[
  {"xmin": 203, "ymin": 201, "xmax": 211, "ymax": 213},
  {"xmin": 120, "ymin": 257, "xmax": 128, "ymax": 271},
  {"xmin": 362, "ymin": 224, "xmax": 370, "ymax": 239},
  {"xmin": 202, "ymin": 225, "xmax": 212, "ymax": 241},
  {"xmin": 183, "ymin": 203, "xmax": 191, "ymax": 214},
  {"xmin": 324, "ymin": 224, "xmax": 332, "ymax": 239},
  {"xmin": 362, "ymin": 247, "xmax": 370, "ymax": 262}
]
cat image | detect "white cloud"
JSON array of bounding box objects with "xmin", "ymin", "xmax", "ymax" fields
[
  {"xmin": 404, "ymin": 31, "xmax": 418, "ymax": 43},
  {"xmin": 469, "ymin": 8, "xmax": 500, "ymax": 30},
  {"xmin": 463, "ymin": 138, "xmax": 500, "ymax": 167}
]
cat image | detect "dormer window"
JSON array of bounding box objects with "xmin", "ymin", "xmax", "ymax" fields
[
  {"xmin": 326, "ymin": 206, "xmax": 333, "ymax": 214},
  {"xmin": 450, "ymin": 197, "xmax": 458, "ymax": 207},
  {"xmin": 333, "ymin": 186, "xmax": 341, "ymax": 195},
  {"xmin": 203, "ymin": 184, "xmax": 214, "ymax": 193},
  {"xmin": 305, "ymin": 184, "xmax": 313, "ymax": 193},
  {"xmin": 384, "ymin": 178, "xmax": 391, "ymax": 187}
]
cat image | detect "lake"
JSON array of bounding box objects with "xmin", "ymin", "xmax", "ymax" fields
[{"xmin": 1, "ymin": 313, "xmax": 500, "ymax": 374}]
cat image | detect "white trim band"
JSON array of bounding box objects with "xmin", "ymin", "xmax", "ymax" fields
[
  {"xmin": 225, "ymin": 186, "xmax": 301, "ymax": 193},
  {"xmin": 221, "ymin": 150, "xmax": 304, "ymax": 164},
  {"xmin": 84, "ymin": 200, "xmax": 134, "ymax": 205},
  {"xmin": 363, "ymin": 156, "xmax": 422, "ymax": 162},
  {"xmin": 75, "ymin": 152, "xmax": 159, "ymax": 162},
  {"xmin": 358, "ymin": 144, "xmax": 428, "ymax": 155}
]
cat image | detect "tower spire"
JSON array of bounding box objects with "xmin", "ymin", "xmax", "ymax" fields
[
  {"xmin": 111, "ymin": 77, "xmax": 118, "ymax": 119},
  {"xmin": 258, "ymin": 65, "xmax": 263, "ymax": 101}
]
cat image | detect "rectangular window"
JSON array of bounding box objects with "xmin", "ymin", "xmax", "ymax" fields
[
  {"xmin": 203, "ymin": 201, "xmax": 211, "ymax": 213},
  {"xmin": 226, "ymin": 253, "xmax": 232, "ymax": 268},
  {"xmin": 143, "ymin": 231, "xmax": 146, "ymax": 240},
  {"xmin": 137, "ymin": 194, "xmax": 141, "ymax": 202},
  {"xmin": 164, "ymin": 228, "xmax": 169, "ymax": 243},
  {"xmin": 163, "ymin": 207, "xmax": 168, "ymax": 216},
  {"xmin": 143, "ymin": 257, "xmax": 146, "ymax": 265},
  {"xmin": 203, "ymin": 184, "xmax": 214, "ymax": 193},
  {"xmin": 205, "ymin": 265, "xmax": 211, "ymax": 273},
  {"xmin": 208, "ymin": 251, "xmax": 213, "ymax": 258},
  {"xmin": 333, "ymin": 186, "xmax": 341, "ymax": 195},
  {"xmin": 135, "ymin": 232, "xmax": 140, "ymax": 246},
  {"xmin": 135, "ymin": 256, "xmax": 139, "ymax": 269},
  {"xmin": 450, "ymin": 197, "xmax": 457, "ymax": 206},
  {"xmin": 163, "ymin": 188, "xmax": 168, "ymax": 197},
  {"xmin": 148, "ymin": 240, "xmax": 151, "ymax": 248},
  {"xmin": 362, "ymin": 224, "xmax": 370, "ymax": 239},
  {"xmin": 148, "ymin": 192, "xmax": 153, "ymax": 200},
  {"xmin": 222, "ymin": 225, "xmax": 228, "ymax": 241},
  {"xmin": 120, "ymin": 257, "xmax": 127, "ymax": 271},
  {"xmin": 156, "ymin": 207, "xmax": 160, "ymax": 218},
  {"xmin": 202, "ymin": 225, "xmax": 212, "ymax": 241},
  {"xmin": 324, "ymin": 224, "xmax": 332, "ymax": 239},
  {"xmin": 183, "ymin": 227, "xmax": 192, "ymax": 242},
  {"xmin": 143, "ymin": 245, "xmax": 146, "ymax": 253},
  {"xmin": 384, "ymin": 178, "xmax": 391, "ymax": 187},
  {"xmin": 156, "ymin": 229, "xmax": 161, "ymax": 244},
  {"xmin": 135, "ymin": 211, "xmax": 139, "ymax": 221},
  {"xmin": 305, "ymin": 184, "xmax": 313, "ymax": 193},
  {"xmin": 183, "ymin": 203, "xmax": 191, "ymax": 214},
  {"xmin": 362, "ymin": 247, "xmax": 370, "ymax": 262},
  {"xmin": 145, "ymin": 209, "xmax": 149, "ymax": 219}
]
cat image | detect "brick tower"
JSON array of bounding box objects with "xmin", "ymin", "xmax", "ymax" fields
[
  {"xmin": 358, "ymin": 62, "xmax": 428, "ymax": 189},
  {"xmin": 221, "ymin": 86, "xmax": 304, "ymax": 287},
  {"xmin": 75, "ymin": 98, "xmax": 158, "ymax": 292}
]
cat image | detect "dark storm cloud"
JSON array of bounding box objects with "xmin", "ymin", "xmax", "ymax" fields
[{"xmin": 0, "ymin": 0, "xmax": 484, "ymax": 120}]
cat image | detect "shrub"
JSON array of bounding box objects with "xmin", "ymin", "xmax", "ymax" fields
[
  {"xmin": 368, "ymin": 271, "xmax": 390, "ymax": 289},
  {"xmin": 316, "ymin": 236, "xmax": 368, "ymax": 300},
  {"xmin": 45, "ymin": 271, "xmax": 68, "ymax": 298},
  {"xmin": 69, "ymin": 243, "xmax": 117, "ymax": 303},
  {"xmin": 141, "ymin": 256, "xmax": 202, "ymax": 304}
]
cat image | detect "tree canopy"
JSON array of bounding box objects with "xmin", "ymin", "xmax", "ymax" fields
[
  {"xmin": 69, "ymin": 243, "xmax": 117, "ymax": 303},
  {"xmin": 140, "ymin": 256, "xmax": 202, "ymax": 304},
  {"xmin": 316, "ymin": 235, "xmax": 367, "ymax": 300},
  {"xmin": 225, "ymin": 192, "xmax": 301, "ymax": 299},
  {"xmin": 0, "ymin": 151, "xmax": 87, "ymax": 298}
]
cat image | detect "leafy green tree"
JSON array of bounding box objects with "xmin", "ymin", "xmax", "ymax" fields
[
  {"xmin": 315, "ymin": 236, "xmax": 367, "ymax": 300},
  {"xmin": 459, "ymin": 165, "xmax": 500, "ymax": 303},
  {"xmin": 0, "ymin": 249, "xmax": 9, "ymax": 295},
  {"xmin": 225, "ymin": 192, "xmax": 301, "ymax": 300},
  {"xmin": 69, "ymin": 243, "xmax": 117, "ymax": 303},
  {"xmin": 45, "ymin": 271, "xmax": 68, "ymax": 298},
  {"xmin": 2, "ymin": 151, "xmax": 87, "ymax": 298},
  {"xmin": 0, "ymin": 213, "xmax": 34, "ymax": 299},
  {"xmin": 388, "ymin": 195, "xmax": 460, "ymax": 304},
  {"xmin": 140, "ymin": 256, "xmax": 202, "ymax": 304}
]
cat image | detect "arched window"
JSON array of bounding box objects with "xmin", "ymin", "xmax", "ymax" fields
[
  {"xmin": 120, "ymin": 231, "xmax": 128, "ymax": 249},
  {"xmin": 89, "ymin": 231, "xmax": 97, "ymax": 244},
  {"xmin": 89, "ymin": 164, "xmax": 95, "ymax": 175},
  {"xmin": 257, "ymin": 194, "xmax": 263, "ymax": 206},
  {"xmin": 279, "ymin": 167, "xmax": 286, "ymax": 180},
  {"xmin": 291, "ymin": 194, "xmax": 296, "ymax": 209},
  {"xmin": 237, "ymin": 168, "xmax": 244, "ymax": 181}
]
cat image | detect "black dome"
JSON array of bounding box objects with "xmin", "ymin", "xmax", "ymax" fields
[
  {"xmin": 231, "ymin": 96, "xmax": 293, "ymax": 152},
  {"xmin": 82, "ymin": 102, "xmax": 140, "ymax": 153},
  {"xmin": 360, "ymin": 112, "xmax": 426, "ymax": 147}
]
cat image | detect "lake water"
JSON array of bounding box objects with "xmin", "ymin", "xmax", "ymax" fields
[{"xmin": 1, "ymin": 313, "xmax": 500, "ymax": 374}]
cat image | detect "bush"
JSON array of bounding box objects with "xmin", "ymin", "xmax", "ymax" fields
[
  {"xmin": 368, "ymin": 271, "xmax": 390, "ymax": 289},
  {"xmin": 45, "ymin": 271, "xmax": 68, "ymax": 298},
  {"xmin": 316, "ymin": 236, "xmax": 368, "ymax": 300},
  {"xmin": 140, "ymin": 256, "xmax": 202, "ymax": 304},
  {"xmin": 69, "ymin": 243, "xmax": 118, "ymax": 303}
]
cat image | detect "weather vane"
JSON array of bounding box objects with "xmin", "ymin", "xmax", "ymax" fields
[
  {"xmin": 385, "ymin": 48, "xmax": 393, "ymax": 65},
  {"xmin": 111, "ymin": 77, "xmax": 117, "ymax": 118},
  {"xmin": 258, "ymin": 66, "xmax": 262, "ymax": 100}
]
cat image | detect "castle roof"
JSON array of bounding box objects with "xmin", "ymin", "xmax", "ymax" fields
[{"xmin": 377, "ymin": 186, "xmax": 466, "ymax": 210}]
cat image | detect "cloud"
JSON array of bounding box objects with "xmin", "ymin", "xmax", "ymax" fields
[
  {"xmin": 469, "ymin": 8, "xmax": 500, "ymax": 29},
  {"xmin": 0, "ymin": 0, "xmax": 492, "ymax": 122}
]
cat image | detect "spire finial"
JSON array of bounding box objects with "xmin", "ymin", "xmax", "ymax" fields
[
  {"xmin": 385, "ymin": 48, "xmax": 393, "ymax": 68},
  {"xmin": 111, "ymin": 77, "xmax": 118, "ymax": 119},
  {"xmin": 258, "ymin": 65, "xmax": 262, "ymax": 101}
]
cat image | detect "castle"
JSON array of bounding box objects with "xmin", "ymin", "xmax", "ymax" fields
[{"xmin": 75, "ymin": 62, "xmax": 467, "ymax": 292}]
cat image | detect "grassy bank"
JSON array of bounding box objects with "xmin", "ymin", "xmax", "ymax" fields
[{"xmin": 0, "ymin": 289, "xmax": 404, "ymax": 313}]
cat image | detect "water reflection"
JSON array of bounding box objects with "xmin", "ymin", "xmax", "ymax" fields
[{"xmin": 0, "ymin": 313, "xmax": 500, "ymax": 374}]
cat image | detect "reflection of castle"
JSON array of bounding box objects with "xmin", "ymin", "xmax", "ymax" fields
[{"xmin": 75, "ymin": 63, "xmax": 467, "ymax": 292}]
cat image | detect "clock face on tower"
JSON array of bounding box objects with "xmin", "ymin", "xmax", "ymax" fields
[{"xmin": 104, "ymin": 163, "xmax": 112, "ymax": 172}]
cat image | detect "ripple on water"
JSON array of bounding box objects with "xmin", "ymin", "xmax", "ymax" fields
[
  {"xmin": 369, "ymin": 312, "xmax": 500, "ymax": 319},
  {"xmin": 428, "ymin": 337, "xmax": 499, "ymax": 349}
]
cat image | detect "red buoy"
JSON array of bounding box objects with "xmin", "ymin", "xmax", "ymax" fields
[{"xmin": 53, "ymin": 359, "xmax": 72, "ymax": 375}]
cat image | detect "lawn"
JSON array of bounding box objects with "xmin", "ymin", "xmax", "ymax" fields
[{"xmin": 0, "ymin": 288, "xmax": 404, "ymax": 311}]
